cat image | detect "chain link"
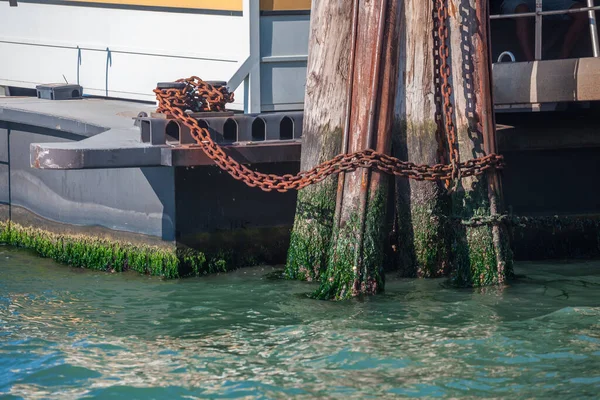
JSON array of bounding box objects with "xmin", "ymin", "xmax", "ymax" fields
[
  {"xmin": 432, "ymin": 0, "xmax": 449, "ymax": 188},
  {"xmin": 435, "ymin": 0, "xmax": 461, "ymax": 181},
  {"xmin": 152, "ymin": 0, "xmax": 504, "ymax": 193},
  {"xmin": 155, "ymin": 76, "xmax": 233, "ymax": 114}
]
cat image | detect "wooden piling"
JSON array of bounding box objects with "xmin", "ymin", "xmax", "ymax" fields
[
  {"xmin": 393, "ymin": 0, "xmax": 452, "ymax": 278},
  {"xmin": 287, "ymin": 0, "xmax": 511, "ymax": 296},
  {"xmin": 284, "ymin": 1, "xmax": 353, "ymax": 282},
  {"xmin": 446, "ymin": 0, "xmax": 513, "ymax": 286},
  {"xmin": 315, "ymin": 0, "xmax": 402, "ymax": 300}
]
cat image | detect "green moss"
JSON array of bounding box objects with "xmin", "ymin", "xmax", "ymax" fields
[
  {"xmin": 206, "ymin": 249, "xmax": 233, "ymax": 274},
  {"xmin": 314, "ymin": 189, "xmax": 387, "ymax": 301},
  {"xmin": 285, "ymin": 180, "xmax": 337, "ymax": 282},
  {"xmin": 392, "ymin": 120, "xmax": 452, "ymax": 278},
  {"xmin": 179, "ymin": 226, "xmax": 292, "ymax": 274},
  {"xmin": 285, "ymin": 125, "xmax": 343, "ymax": 282},
  {"xmin": 177, "ymin": 247, "xmax": 207, "ymax": 276},
  {"xmin": 450, "ymin": 178, "xmax": 513, "ymax": 287},
  {"xmin": 0, "ymin": 221, "xmax": 209, "ymax": 279},
  {"xmin": 315, "ymin": 211, "xmax": 361, "ymax": 300},
  {"xmin": 410, "ymin": 197, "xmax": 451, "ymax": 278},
  {"xmin": 356, "ymin": 188, "xmax": 387, "ymax": 293}
]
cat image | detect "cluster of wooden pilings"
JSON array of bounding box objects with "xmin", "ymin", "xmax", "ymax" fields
[{"xmin": 285, "ymin": 0, "xmax": 513, "ymax": 300}]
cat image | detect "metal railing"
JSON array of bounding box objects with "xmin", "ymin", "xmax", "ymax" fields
[{"xmin": 491, "ymin": 0, "xmax": 600, "ymax": 60}]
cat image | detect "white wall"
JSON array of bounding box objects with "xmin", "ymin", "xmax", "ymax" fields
[{"xmin": 0, "ymin": 2, "xmax": 248, "ymax": 109}]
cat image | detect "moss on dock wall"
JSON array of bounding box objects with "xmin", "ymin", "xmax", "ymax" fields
[
  {"xmin": 0, "ymin": 221, "xmax": 222, "ymax": 278},
  {"xmin": 511, "ymin": 215, "xmax": 600, "ymax": 260},
  {"xmin": 179, "ymin": 226, "xmax": 292, "ymax": 271}
]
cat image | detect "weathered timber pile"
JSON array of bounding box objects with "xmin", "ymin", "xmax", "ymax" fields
[
  {"xmin": 153, "ymin": 0, "xmax": 513, "ymax": 300},
  {"xmin": 285, "ymin": 0, "xmax": 513, "ymax": 299}
]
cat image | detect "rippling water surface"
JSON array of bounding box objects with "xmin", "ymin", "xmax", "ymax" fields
[{"xmin": 0, "ymin": 246, "xmax": 599, "ymax": 399}]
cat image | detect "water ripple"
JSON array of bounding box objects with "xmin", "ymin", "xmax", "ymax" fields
[{"xmin": 0, "ymin": 248, "xmax": 599, "ymax": 399}]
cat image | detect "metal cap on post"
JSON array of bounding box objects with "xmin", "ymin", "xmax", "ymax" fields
[{"xmin": 156, "ymin": 82, "xmax": 187, "ymax": 90}]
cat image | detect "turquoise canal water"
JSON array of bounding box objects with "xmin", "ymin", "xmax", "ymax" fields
[{"xmin": 0, "ymin": 247, "xmax": 599, "ymax": 399}]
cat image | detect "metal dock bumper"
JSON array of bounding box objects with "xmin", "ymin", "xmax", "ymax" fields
[{"xmin": 31, "ymin": 111, "xmax": 303, "ymax": 170}]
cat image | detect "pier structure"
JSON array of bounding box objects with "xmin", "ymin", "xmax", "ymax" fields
[
  {"xmin": 0, "ymin": 0, "xmax": 599, "ymax": 299},
  {"xmin": 0, "ymin": 96, "xmax": 302, "ymax": 276}
]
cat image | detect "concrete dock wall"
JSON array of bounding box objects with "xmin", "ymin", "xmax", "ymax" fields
[
  {"xmin": 1, "ymin": 121, "xmax": 176, "ymax": 241},
  {"xmin": 0, "ymin": 96, "xmax": 301, "ymax": 269}
]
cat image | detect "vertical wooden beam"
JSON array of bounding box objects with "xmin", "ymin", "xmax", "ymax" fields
[
  {"xmin": 288, "ymin": 0, "xmax": 510, "ymax": 296},
  {"xmin": 315, "ymin": 0, "xmax": 403, "ymax": 300},
  {"xmin": 447, "ymin": 0, "xmax": 513, "ymax": 286},
  {"xmin": 393, "ymin": 0, "xmax": 451, "ymax": 279},
  {"xmin": 284, "ymin": 1, "xmax": 354, "ymax": 283}
]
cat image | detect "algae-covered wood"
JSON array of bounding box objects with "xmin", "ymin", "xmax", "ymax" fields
[
  {"xmin": 446, "ymin": 0, "xmax": 513, "ymax": 286},
  {"xmin": 393, "ymin": 0, "xmax": 511, "ymax": 285},
  {"xmin": 393, "ymin": 0, "xmax": 451, "ymax": 278},
  {"xmin": 285, "ymin": 0, "xmax": 352, "ymax": 282},
  {"xmin": 287, "ymin": 0, "xmax": 511, "ymax": 296},
  {"xmin": 317, "ymin": 0, "xmax": 402, "ymax": 300},
  {"xmin": 287, "ymin": 0, "xmax": 404, "ymax": 299}
]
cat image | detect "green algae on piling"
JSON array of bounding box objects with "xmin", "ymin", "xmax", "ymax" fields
[
  {"xmin": 404, "ymin": 196, "xmax": 452, "ymax": 279},
  {"xmin": 285, "ymin": 182, "xmax": 337, "ymax": 282},
  {"xmin": 392, "ymin": 120, "xmax": 453, "ymax": 279},
  {"xmin": 315, "ymin": 189, "xmax": 387, "ymax": 300},
  {"xmin": 450, "ymin": 180, "xmax": 514, "ymax": 287}
]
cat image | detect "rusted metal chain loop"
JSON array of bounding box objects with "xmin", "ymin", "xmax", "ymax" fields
[
  {"xmin": 435, "ymin": 0, "xmax": 461, "ymax": 183},
  {"xmin": 432, "ymin": 0, "xmax": 450, "ymax": 188},
  {"xmin": 152, "ymin": 0, "xmax": 505, "ymax": 193},
  {"xmin": 154, "ymin": 79, "xmax": 504, "ymax": 192}
]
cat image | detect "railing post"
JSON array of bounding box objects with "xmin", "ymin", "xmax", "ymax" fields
[
  {"xmin": 535, "ymin": 0, "xmax": 543, "ymax": 60},
  {"xmin": 587, "ymin": 0, "xmax": 600, "ymax": 57},
  {"xmin": 245, "ymin": 0, "xmax": 261, "ymax": 114}
]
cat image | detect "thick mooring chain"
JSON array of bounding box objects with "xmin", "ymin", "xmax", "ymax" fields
[
  {"xmin": 155, "ymin": 76, "xmax": 234, "ymax": 114},
  {"xmin": 153, "ymin": 0, "xmax": 504, "ymax": 193},
  {"xmin": 434, "ymin": 0, "xmax": 461, "ymax": 180},
  {"xmin": 433, "ymin": 0, "xmax": 459, "ymax": 190}
]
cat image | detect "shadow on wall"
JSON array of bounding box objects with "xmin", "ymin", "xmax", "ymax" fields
[{"xmin": 142, "ymin": 168, "xmax": 176, "ymax": 242}]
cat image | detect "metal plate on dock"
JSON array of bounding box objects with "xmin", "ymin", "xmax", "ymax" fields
[{"xmin": 150, "ymin": 111, "xmax": 236, "ymax": 119}]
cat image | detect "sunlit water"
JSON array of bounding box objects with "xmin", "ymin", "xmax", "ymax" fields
[{"xmin": 0, "ymin": 246, "xmax": 599, "ymax": 399}]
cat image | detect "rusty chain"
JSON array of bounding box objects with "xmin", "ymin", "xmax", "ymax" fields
[
  {"xmin": 432, "ymin": 0, "xmax": 449, "ymax": 187},
  {"xmin": 153, "ymin": 0, "xmax": 504, "ymax": 193},
  {"xmin": 434, "ymin": 0, "xmax": 461, "ymax": 182},
  {"xmin": 155, "ymin": 76, "xmax": 234, "ymax": 114}
]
